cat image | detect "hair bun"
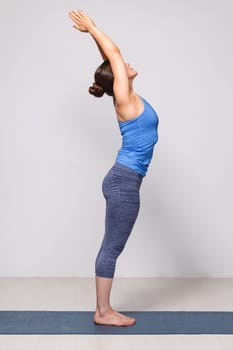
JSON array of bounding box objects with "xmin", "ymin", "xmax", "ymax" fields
[{"xmin": 89, "ymin": 82, "xmax": 105, "ymax": 98}]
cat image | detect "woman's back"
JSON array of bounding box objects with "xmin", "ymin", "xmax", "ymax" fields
[{"xmin": 115, "ymin": 95, "xmax": 159, "ymax": 177}]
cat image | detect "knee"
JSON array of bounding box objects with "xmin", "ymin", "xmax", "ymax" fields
[{"xmin": 95, "ymin": 249, "xmax": 120, "ymax": 278}]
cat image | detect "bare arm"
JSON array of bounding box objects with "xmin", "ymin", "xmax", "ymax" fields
[
  {"xmin": 93, "ymin": 37, "xmax": 108, "ymax": 61},
  {"xmin": 69, "ymin": 10, "xmax": 130, "ymax": 105}
]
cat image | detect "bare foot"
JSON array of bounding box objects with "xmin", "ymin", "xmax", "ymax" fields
[{"xmin": 93, "ymin": 308, "xmax": 136, "ymax": 326}]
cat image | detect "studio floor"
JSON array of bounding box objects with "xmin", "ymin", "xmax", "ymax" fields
[{"xmin": 0, "ymin": 277, "xmax": 233, "ymax": 349}]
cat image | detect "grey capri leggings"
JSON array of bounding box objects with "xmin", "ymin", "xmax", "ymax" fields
[{"xmin": 95, "ymin": 161, "xmax": 143, "ymax": 278}]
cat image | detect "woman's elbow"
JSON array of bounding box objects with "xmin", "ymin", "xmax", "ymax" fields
[
  {"xmin": 106, "ymin": 47, "xmax": 122, "ymax": 63},
  {"xmin": 107, "ymin": 46, "xmax": 120, "ymax": 57},
  {"xmin": 113, "ymin": 46, "xmax": 120, "ymax": 53}
]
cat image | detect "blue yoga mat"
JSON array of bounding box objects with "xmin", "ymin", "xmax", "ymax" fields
[{"xmin": 0, "ymin": 311, "xmax": 233, "ymax": 334}]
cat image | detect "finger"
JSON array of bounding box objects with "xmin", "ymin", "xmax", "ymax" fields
[
  {"xmin": 70, "ymin": 11, "xmax": 81, "ymax": 20},
  {"xmin": 69, "ymin": 10, "xmax": 82, "ymax": 18},
  {"xmin": 69, "ymin": 12, "xmax": 77, "ymax": 21},
  {"xmin": 70, "ymin": 14, "xmax": 82, "ymax": 25},
  {"xmin": 74, "ymin": 9, "xmax": 83, "ymax": 16},
  {"xmin": 78, "ymin": 10, "xmax": 86, "ymax": 16}
]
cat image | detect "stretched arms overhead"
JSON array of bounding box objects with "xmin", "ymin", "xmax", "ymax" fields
[{"xmin": 69, "ymin": 10, "xmax": 130, "ymax": 105}]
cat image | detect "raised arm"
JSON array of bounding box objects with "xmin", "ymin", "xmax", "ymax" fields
[
  {"xmin": 69, "ymin": 10, "xmax": 130, "ymax": 105},
  {"xmin": 93, "ymin": 37, "xmax": 108, "ymax": 61}
]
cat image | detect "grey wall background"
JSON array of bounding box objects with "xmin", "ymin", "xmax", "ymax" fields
[{"xmin": 0, "ymin": 0, "xmax": 232, "ymax": 277}]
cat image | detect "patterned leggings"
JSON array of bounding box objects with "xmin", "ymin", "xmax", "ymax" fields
[{"xmin": 95, "ymin": 161, "xmax": 143, "ymax": 278}]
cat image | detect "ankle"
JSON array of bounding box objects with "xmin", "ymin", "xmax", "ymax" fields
[{"xmin": 96, "ymin": 305, "xmax": 112, "ymax": 315}]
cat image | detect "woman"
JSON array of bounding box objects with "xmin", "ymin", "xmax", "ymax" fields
[{"xmin": 69, "ymin": 9, "xmax": 159, "ymax": 326}]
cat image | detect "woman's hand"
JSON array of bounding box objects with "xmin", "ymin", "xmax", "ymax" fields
[{"xmin": 68, "ymin": 10, "xmax": 95, "ymax": 32}]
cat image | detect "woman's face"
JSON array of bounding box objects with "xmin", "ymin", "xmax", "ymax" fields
[{"xmin": 125, "ymin": 62, "xmax": 138, "ymax": 79}]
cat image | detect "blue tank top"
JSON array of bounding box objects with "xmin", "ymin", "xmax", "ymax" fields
[{"xmin": 115, "ymin": 96, "xmax": 159, "ymax": 177}]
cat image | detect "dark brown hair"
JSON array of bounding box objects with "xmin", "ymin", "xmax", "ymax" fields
[{"xmin": 89, "ymin": 60, "xmax": 114, "ymax": 98}]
